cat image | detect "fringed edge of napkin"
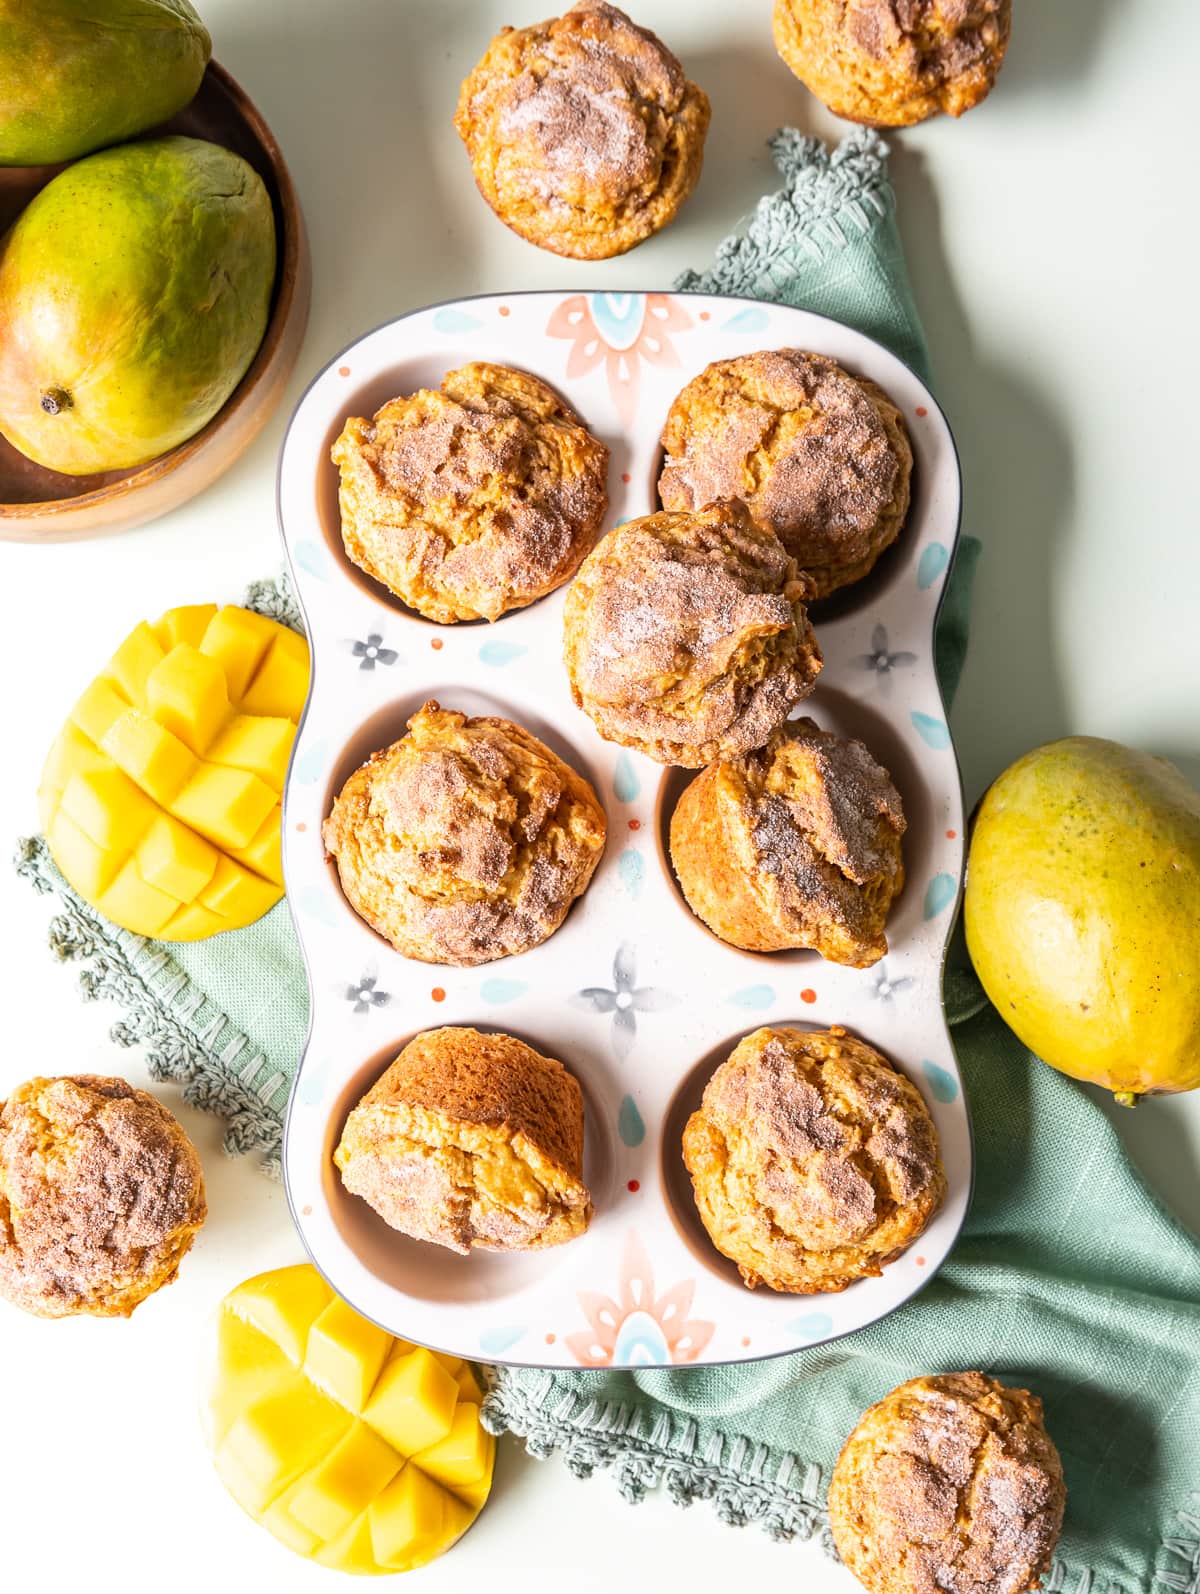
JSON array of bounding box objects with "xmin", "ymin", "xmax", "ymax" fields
[
  {"xmin": 675, "ymin": 126, "xmax": 891, "ymax": 295},
  {"xmin": 479, "ymin": 1371, "xmax": 830, "ymax": 1545},
  {"xmin": 12, "ymin": 573, "xmax": 305, "ymax": 1175}
]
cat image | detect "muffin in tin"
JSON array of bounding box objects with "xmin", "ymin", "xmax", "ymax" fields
[
  {"xmin": 335, "ymin": 1026, "xmax": 592, "ymax": 1254},
  {"xmin": 455, "ymin": 0, "xmax": 710, "ymax": 260},
  {"xmin": 331, "ymin": 361, "xmax": 609, "ymax": 623},
  {"xmin": 773, "ymin": 0, "xmax": 1012, "ymax": 128},
  {"xmin": 829, "ymin": 1371, "xmax": 1065, "ymax": 1594},
  {"xmin": 324, "ymin": 702, "xmax": 606, "ymax": 966},
  {"xmin": 682, "ymin": 1025, "xmax": 945, "ymax": 1293},
  {"xmin": 669, "ymin": 716, "xmax": 906, "ymax": 966},
  {"xmin": 658, "ymin": 350, "xmax": 912, "ymax": 599},
  {"xmin": 563, "ymin": 502, "xmax": 822, "ymax": 767}
]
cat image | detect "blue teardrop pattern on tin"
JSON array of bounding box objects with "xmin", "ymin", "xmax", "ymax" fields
[
  {"xmin": 911, "ymin": 711, "xmax": 951, "ymax": 750},
  {"xmin": 728, "ymin": 984, "xmax": 776, "ymax": 1010},
  {"xmin": 722, "ymin": 306, "xmax": 770, "ymax": 333},
  {"xmin": 922, "ymin": 1061, "xmax": 959, "ymax": 1103},
  {"xmin": 618, "ymin": 1094, "xmax": 646, "ymax": 1148},
  {"xmin": 433, "ymin": 306, "xmax": 483, "ymax": 333},
  {"xmin": 917, "ymin": 542, "xmax": 949, "ymax": 590},
  {"xmin": 480, "ymin": 978, "xmax": 528, "ymax": 1005},
  {"xmin": 479, "ymin": 1323, "xmax": 527, "ymax": 1356},
  {"xmin": 788, "ymin": 1312, "xmax": 834, "ymax": 1341},
  {"xmin": 923, "ymin": 873, "xmax": 957, "ymax": 919},
  {"xmin": 613, "ymin": 752, "xmax": 640, "ymax": 803},
  {"xmin": 618, "ymin": 849, "xmax": 644, "ymax": 900}
]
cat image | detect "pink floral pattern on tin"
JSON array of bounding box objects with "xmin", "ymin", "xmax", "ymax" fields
[
  {"xmin": 566, "ymin": 1229, "xmax": 715, "ymax": 1366},
  {"xmin": 547, "ymin": 293, "xmax": 693, "ymax": 427}
]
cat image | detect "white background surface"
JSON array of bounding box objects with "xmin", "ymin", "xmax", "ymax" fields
[{"xmin": 1, "ymin": 2, "xmax": 1197, "ymax": 1591}]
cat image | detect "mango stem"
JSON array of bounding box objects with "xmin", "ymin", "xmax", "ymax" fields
[{"xmin": 1113, "ymin": 1090, "xmax": 1139, "ymax": 1108}]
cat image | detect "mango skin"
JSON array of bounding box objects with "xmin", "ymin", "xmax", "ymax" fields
[
  {"xmin": 965, "ymin": 737, "xmax": 1200, "ymax": 1100},
  {"xmin": 0, "ymin": 0, "xmax": 210, "ymax": 167},
  {"xmin": 0, "ymin": 136, "xmax": 275, "ymax": 474}
]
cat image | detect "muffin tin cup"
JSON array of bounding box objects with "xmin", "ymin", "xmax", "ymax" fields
[{"xmin": 278, "ymin": 290, "xmax": 968, "ymax": 1370}]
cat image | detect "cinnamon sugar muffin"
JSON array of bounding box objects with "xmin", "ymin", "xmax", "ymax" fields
[
  {"xmin": 829, "ymin": 1372, "xmax": 1065, "ymax": 1594},
  {"xmin": 323, "ymin": 702, "xmax": 606, "ymax": 966},
  {"xmin": 773, "ymin": 0, "xmax": 1011, "ymax": 127},
  {"xmin": 0, "ymin": 1075, "xmax": 206, "ymax": 1318},
  {"xmin": 562, "ymin": 502, "xmax": 822, "ymax": 767},
  {"xmin": 331, "ymin": 362, "xmax": 609, "ymax": 623},
  {"xmin": 455, "ymin": 0, "xmax": 710, "ymax": 259},
  {"xmin": 670, "ymin": 716, "xmax": 906, "ymax": 966},
  {"xmin": 682, "ymin": 1026, "xmax": 944, "ymax": 1293},
  {"xmin": 658, "ymin": 350, "xmax": 913, "ymax": 599},
  {"xmin": 335, "ymin": 1027, "xmax": 592, "ymax": 1254}
]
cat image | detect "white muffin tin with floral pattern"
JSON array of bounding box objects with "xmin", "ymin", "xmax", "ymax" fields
[{"xmin": 277, "ymin": 290, "xmax": 968, "ymax": 1370}]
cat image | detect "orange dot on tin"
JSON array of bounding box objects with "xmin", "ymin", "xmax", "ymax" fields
[
  {"xmin": 295, "ymin": 821, "xmax": 307, "ymax": 833},
  {"xmin": 621, "ymin": 472, "xmax": 631, "ymax": 484},
  {"xmin": 741, "ymin": 1336, "xmax": 751, "ymax": 1348},
  {"xmin": 545, "ymin": 1332, "xmax": 556, "ymax": 1344},
  {"xmin": 628, "ymin": 818, "xmax": 641, "ymax": 831},
  {"xmin": 301, "ymin": 1205, "xmax": 313, "ymax": 1217},
  {"xmin": 627, "ymin": 1179, "xmax": 640, "ymax": 1193},
  {"xmin": 699, "ymin": 311, "xmax": 711, "ymax": 321},
  {"xmin": 431, "ymin": 637, "xmax": 444, "ymax": 650},
  {"xmin": 916, "ymin": 1256, "xmax": 927, "ymax": 1266},
  {"xmin": 946, "ymin": 828, "xmax": 957, "ymax": 840},
  {"xmin": 431, "ymin": 987, "xmax": 446, "ymax": 1002},
  {"xmin": 915, "ymin": 405, "xmax": 928, "ymax": 417},
  {"xmin": 338, "ymin": 366, "xmax": 351, "ymax": 377},
  {"xmin": 498, "ymin": 305, "xmax": 510, "ymax": 316},
  {"xmin": 801, "ymin": 987, "xmax": 817, "ymax": 1004}
]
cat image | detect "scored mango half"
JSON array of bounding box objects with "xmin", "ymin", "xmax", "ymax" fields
[
  {"xmin": 38, "ymin": 604, "xmax": 309, "ymax": 940},
  {"xmin": 201, "ymin": 1265, "xmax": 495, "ymax": 1575}
]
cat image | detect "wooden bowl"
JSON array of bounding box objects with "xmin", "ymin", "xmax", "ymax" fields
[{"xmin": 0, "ymin": 62, "xmax": 311, "ymax": 543}]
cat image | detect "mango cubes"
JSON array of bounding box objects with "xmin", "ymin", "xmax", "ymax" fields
[
  {"xmin": 39, "ymin": 604, "xmax": 309, "ymax": 940},
  {"xmin": 202, "ymin": 1265, "xmax": 494, "ymax": 1575}
]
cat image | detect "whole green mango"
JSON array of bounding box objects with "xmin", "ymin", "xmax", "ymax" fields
[
  {"xmin": 0, "ymin": 0, "xmax": 211, "ymax": 167},
  {"xmin": 0, "ymin": 135, "xmax": 275, "ymax": 475},
  {"xmin": 965, "ymin": 737, "xmax": 1200, "ymax": 1103}
]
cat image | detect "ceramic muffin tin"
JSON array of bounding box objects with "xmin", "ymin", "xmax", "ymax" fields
[{"xmin": 277, "ymin": 290, "xmax": 968, "ymax": 1370}]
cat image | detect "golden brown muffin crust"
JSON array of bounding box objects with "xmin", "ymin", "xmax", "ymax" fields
[
  {"xmin": 0, "ymin": 1075, "xmax": 206, "ymax": 1319},
  {"xmin": 829, "ymin": 1372, "xmax": 1066, "ymax": 1594},
  {"xmin": 773, "ymin": 0, "xmax": 1011, "ymax": 127},
  {"xmin": 658, "ymin": 351, "xmax": 912, "ymax": 598},
  {"xmin": 670, "ymin": 716, "xmax": 906, "ymax": 965},
  {"xmin": 332, "ymin": 362, "xmax": 609, "ymax": 623},
  {"xmin": 562, "ymin": 502, "xmax": 822, "ymax": 766},
  {"xmin": 682, "ymin": 1026, "xmax": 944, "ymax": 1292},
  {"xmin": 335, "ymin": 1027, "xmax": 592, "ymax": 1254},
  {"xmin": 455, "ymin": 0, "xmax": 710, "ymax": 260},
  {"xmin": 323, "ymin": 702, "xmax": 606, "ymax": 966}
]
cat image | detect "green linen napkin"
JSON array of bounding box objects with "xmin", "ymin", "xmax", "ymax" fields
[{"xmin": 15, "ymin": 129, "xmax": 1200, "ymax": 1594}]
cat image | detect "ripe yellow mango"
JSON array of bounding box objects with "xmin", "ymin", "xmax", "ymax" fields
[
  {"xmin": 0, "ymin": 0, "xmax": 211, "ymax": 167},
  {"xmin": 965, "ymin": 737, "xmax": 1200, "ymax": 1102},
  {"xmin": 202, "ymin": 1265, "xmax": 494, "ymax": 1575},
  {"xmin": 39, "ymin": 605, "xmax": 309, "ymax": 940},
  {"xmin": 0, "ymin": 137, "xmax": 274, "ymax": 474}
]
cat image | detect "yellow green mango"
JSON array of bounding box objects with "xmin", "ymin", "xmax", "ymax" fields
[
  {"xmin": 0, "ymin": 135, "xmax": 275, "ymax": 475},
  {"xmin": 965, "ymin": 737, "xmax": 1200, "ymax": 1103},
  {"xmin": 0, "ymin": 0, "xmax": 211, "ymax": 167}
]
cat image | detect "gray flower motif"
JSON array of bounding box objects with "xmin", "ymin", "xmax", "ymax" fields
[
  {"xmin": 570, "ymin": 943, "xmax": 677, "ymax": 1061},
  {"xmin": 853, "ymin": 623, "xmax": 917, "ymax": 693},
  {"xmin": 350, "ymin": 633, "xmax": 398, "ymax": 671},
  {"xmin": 345, "ymin": 973, "xmax": 391, "ymax": 1015},
  {"xmin": 870, "ymin": 961, "xmax": 914, "ymax": 1003}
]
